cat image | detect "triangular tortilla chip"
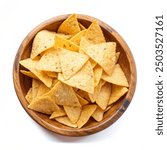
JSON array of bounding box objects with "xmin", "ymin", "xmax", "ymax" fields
[
  {"xmin": 50, "ymin": 107, "xmax": 66, "ymax": 119},
  {"xmin": 56, "ymin": 116, "xmax": 77, "ymax": 128},
  {"xmin": 56, "ymin": 33, "xmax": 72, "ymax": 39},
  {"xmin": 28, "ymin": 95, "xmax": 59, "ymax": 114},
  {"xmin": 93, "ymin": 65, "xmax": 103, "ymax": 87},
  {"xmin": 45, "ymin": 81, "xmax": 81, "ymax": 107},
  {"xmin": 96, "ymin": 82, "xmax": 111, "ymax": 110},
  {"xmin": 20, "ymin": 70, "xmax": 38, "ymax": 79},
  {"xmin": 58, "ymin": 14, "xmax": 81, "ymax": 35},
  {"xmin": 25, "ymin": 88, "xmax": 33, "ymax": 103},
  {"xmin": 108, "ymin": 85, "xmax": 128, "ymax": 105},
  {"xmin": 82, "ymin": 42, "xmax": 116, "ymax": 75},
  {"xmin": 36, "ymin": 83, "xmax": 50, "ymax": 97},
  {"xmin": 77, "ymin": 105, "xmax": 97, "ymax": 128},
  {"xmin": 79, "ymin": 22, "xmax": 86, "ymax": 30},
  {"xmin": 45, "ymin": 71, "xmax": 57, "ymax": 78},
  {"xmin": 84, "ymin": 20, "xmax": 106, "ymax": 44},
  {"xmin": 58, "ymin": 61, "xmax": 94, "ymax": 94},
  {"xmin": 55, "ymin": 36, "xmax": 79, "ymax": 51},
  {"xmin": 32, "ymin": 79, "xmax": 41, "ymax": 100},
  {"xmin": 36, "ymin": 48, "xmax": 61, "ymax": 72},
  {"xmin": 20, "ymin": 58, "xmax": 52, "ymax": 87},
  {"xmin": 76, "ymin": 93, "xmax": 89, "ymax": 106},
  {"xmin": 58, "ymin": 48, "xmax": 89, "ymax": 79},
  {"xmin": 101, "ymin": 64, "xmax": 129, "ymax": 87},
  {"xmin": 92, "ymin": 106, "xmax": 104, "ymax": 122},
  {"xmin": 31, "ymin": 30, "xmax": 56, "ymax": 59},
  {"xmin": 64, "ymin": 106, "xmax": 81, "ymax": 123},
  {"xmin": 75, "ymin": 89, "xmax": 91, "ymax": 102}
]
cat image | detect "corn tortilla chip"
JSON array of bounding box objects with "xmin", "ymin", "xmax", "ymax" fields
[
  {"xmin": 94, "ymin": 65, "xmax": 103, "ymax": 87},
  {"xmin": 58, "ymin": 48, "xmax": 89, "ymax": 79},
  {"xmin": 58, "ymin": 61, "xmax": 94, "ymax": 94},
  {"xmin": 77, "ymin": 104, "xmax": 97, "ymax": 128},
  {"xmin": 25, "ymin": 88, "xmax": 33, "ymax": 103},
  {"xmin": 64, "ymin": 106, "xmax": 81, "ymax": 123},
  {"xmin": 36, "ymin": 83, "xmax": 50, "ymax": 98},
  {"xmin": 32, "ymin": 79, "xmax": 41, "ymax": 100},
  {"xmin": 75, "ymin": 89, "xmax": 91, "ymax": 102},
  {"xmin": 56, "ymin": 33, "xmax": 72, "ymax": 39},
  {"xmin": 50, "ymin": 107, "xmax": 66, "ymax": 119},
  {"xmin": 45, "ymin": 71, "xmax": 57, "ymax": 78},
  {"xmin": 101, "ymin": 64, "xmax": 129, "ymax": 87},
  {"xmin": 31, "ymin": 30, "xmax": 56, "ymax": 59},
  {"xmin": 56, "ymin": 116, "xmax": 77, "ymax": 128},
  {"xmin": 92, "ymin": 107, "xmax": 104, "ymax": 122},
  {"xmin": 76, "ymin": 94, "xmax": 89, "ymax": 106},
  {"xmin": 20, "ymin": 70, "xmax": 38, "ymax": 79},
  {"xmin": 109, "ymin": 85, "xmax": 128, "ymax": 105},
  {"xmin": 82, "ymin": 42, "xmax": 116, "ymax": 75},
  {"xmin": 58, "ymin": 14, "xmax": 80, "ymax": 35}
]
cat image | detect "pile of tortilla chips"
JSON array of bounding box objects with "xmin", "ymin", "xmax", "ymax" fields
[{"xmin": 20, "ymin": 14, "xmax": 129, "ymax": 128}]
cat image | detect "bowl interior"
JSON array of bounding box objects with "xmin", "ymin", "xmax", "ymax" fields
[{"xmin": 13, "ymin": 14, "xmax": 136, "ymax": 136}]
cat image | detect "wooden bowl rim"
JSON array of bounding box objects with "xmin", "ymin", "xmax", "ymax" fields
[{"xmin": 13, "ymin": 14, "xmax": 137, "ymax": 136}]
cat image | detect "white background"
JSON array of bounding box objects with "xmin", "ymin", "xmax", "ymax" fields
[{"xmin": 0, "ymin": 0, "xmax": 166, "ymax": 149}]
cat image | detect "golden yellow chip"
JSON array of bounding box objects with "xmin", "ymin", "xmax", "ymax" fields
[
  {"xmin": 64, "ymin": 106, "xmax": 81, "ymax": 123},
  {"xmin": 32, "ymin": 79, "xmax": 41, "ymax": 100},
  {"xmin": 28, "ymin": 95, "xmax": 59, "ymax": 114},
  {"xmin": 82, "ymin": 42, "xmax": 116, "ymax": 75},
  {"xmin": 56, "ymin": 116, "xmax": 77, "ymax": 128},
  {"xmin": 96, "ymin": 82, "xmax": 111, "ymax": 110},
  {"xmin": 79, "ymin": 22, "xmax": 86, "ymax": 30},
  {"xmin": 36, "ymin": 48, "xmax": 61, "ymax": 72},
  {"xmin": 49, "ymin": 107, "xmax": 66, "ymax": 119},
  {"xmin": 93, "ymin": 65, "xmax": 103, "ymax": 87},
  {"xmin": 101, "ymin": 64, "xmax": 129, "ymax": 87},
  {"xmin": 20, "ymin": 58, "xmax": 52, "ymax": 87},
  {"xmin": 58, "ymin": 48, "xmax": 89, "ymax": 80},
  {"xmin": 58, "ymin": 14, "xmax": 81, "ymax": 35},
  {"xmin": 92, "ymin": 107, "xmax": 104, "ymax": 122},
  {"xmin": 55, "ymin": 36, "xmax": 79, "ymax": 51},
  {"xmin": 20, "ymin": 70, "xmax": 38, "ymax": 79},
  {"xmin": 36, "ymin": 83, "xmax": 50, "ymax": 97},
  {"xmin": 45, "ymin": 71, "xmax": 57, "ymax": 78},
  {"xmin": 45, "ymin": 81, "xmax": 81, "ymax": 107},
  {"xmin": 25, "ymin": 88, "xmax": 33, "ymax": 103},
  {"xmin": 76, "ymin": 93, "xmax": 89, "ymax": 106},
  {"xmin": 75, "ymin": 89, "xmax": 91, "ymax": 102},
  {"xmin": 77, "ymin": 104, "xmax": 97, "ymax": 128},
  {"xmin": 31, "ymin": 30, "xmax": 56, "ymax": 59},
  {"xmin": 109, "ymin": 85, "xmax": 128, "ymax": 105},
  {"xmin": 56, "ymin": 33, "xmax": 72, "ymax": 39}
]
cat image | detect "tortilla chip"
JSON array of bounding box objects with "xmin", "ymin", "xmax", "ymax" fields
[
  {"xmin": 55, "ymin": 36, "xmax": 79, "ymax": 51},
  {"xmin": 56, "ymin": 116, "xmax": 77, "ymax": 128},
  {"xmin": 77, "ymin": 104, "xmax": 97, "ymax": 128},
  {"xmin": 31, "ymin": 30, "xmax": 56, "ymax": 59},
  {"xmin": 45, "ymin": 81, "xmax": 81, "ymax": 107},
  {"xmin": 56, "ymin": 33, "xmax": 72, "ymax": 39},
  {"xmin": 64, "ymin": 106, "xmax": 81, "ymax": 123},
  {"xmin": 92, "ymin": 107, "xmax": 104, "ymax": 122},
  {"xmin": 20, "ymin": 70, "xmax": 38, "ymax": 79},
  {"xmin": 93, "ymin": 65, "xmax": 103, "ymax": 87},
  {"xmin": 58, "ymin": 48, "xmax": 89, "ymax": 79},
  {"xmin": 105, "ymin": 105, "xmax": 112, "ymax": 112},
  {"xmin": 76, "ymin": 94, "xmax": 89, "ymax": 106},
  {"xmin": 36, "ymin": 83, "xmax": 50, "ymax": 97},
  {"xmin": 96, "ymin": 82, "xmax": 111, "ymax": 110},
  {"xmin": 108, "ymin": 85, "xmax": 128, "ymax": 105},
  {"xmin": 20, "ymin": 58, "xmax": 52, "ymax": 87},
  {"xmin": 82, "ymin": 42, "xmax": 116, "ymax": 75},
  {"xmin": 101, "ymin": 64, "xmax": 129, "ymax": 87},
  {"xmin": 70, "ymin": 29, "xmax": 87, "ymax": 45},
  {"xmin": 58, "ymin": 61, "xmax": 94, "ymax": 94},
  {"xmin": 79, "ymin": 22, "xmax": 86, "ymax": 30},
  {"xmin": 32, "ymin": 79, "xmax": 41, "ymax": 100},
  {"xmin": 50, "ymin": 107, "xmax": 66, "ymax": 119},
  {"xmin": 85, "ymin": 20, "xmax": 106, "ymax": 44},
  {"xmin": 58, "ymin": 14, "xmax": 80, "ymax": 35},
  {"xmin": 45, "ymin": 71, "xmax": 57, "ymax": 78},
  {"xmin": 36, "ymin": 48, "xmax": 61, "ymax": 72},
  {"xmin": 28, "ymin": 95, "xmax": 59, "ymax": 114},
  {"xmin": 25, "ymin": 88, "xmax": 33, "ymax": 103},
  {"xmin": 50, "ymin": 79, "xmax": 58, "ymax": 88},
  {"xmin": 75, "ymin": 89, "xmax": 91, "ymax": 102}
]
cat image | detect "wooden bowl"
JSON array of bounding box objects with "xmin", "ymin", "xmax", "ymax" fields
[{"xmin": 13, "ymin": 14, "xmax": 137, "ymax": 136}]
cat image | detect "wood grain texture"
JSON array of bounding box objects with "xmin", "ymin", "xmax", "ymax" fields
[{"xmin": 13, "ymin": 14, "xmax": 137, "ymax": 136}]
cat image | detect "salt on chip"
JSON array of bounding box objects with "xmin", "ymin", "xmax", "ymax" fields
[
  {"xmin": 25, "ymin": 88, "xmax": 33, "ymax": 103},
  {"xmin": 45, "ymin": 81, "xmax": 81, "ymax": 107},
  {"xmin": 56, "ymin": 116, "xmax": 77, "ymax": 128},
  {"xmin": 20, "ymin": 70, "xmax": 38, "ymax": 79},
  {"xmin": 96, "ymin": 82, "xmax": 111, "ymax": 110},
  {"xmin": 93, "ymin": 65, "xmax": 103, "ymax": 87},
  {"xmin": 76, "ymin": 93, "xmax": 89, "ymax": 106},
  {"xmin": 50, "ymin": 107, "xmax": 66, "ymax": 119},
  {"xmin": 64, "ymin": 106, "xmax": 81, "ymax": 123},
  {"xmin": 55, "ymin": 36, "xmax": 79, "ymax": 51},
  {"xmin": 58, "ymin": 48, "xmax": 89, "ymax": 80},
  {"xmin": 31, "ymin": 30, "xmax": 56, "ymax": 59},
  {"xmin": 36, "ymin": 48, "xmax": 61, "ymax": 72},
  {"xmin": 28, "ymin": 95, "xmax": 59, "ymax": 115},
  {"xmin": 57, "ymin": 14, "xmax": 81, "ymax": 35},
  {"xmin": 108, "ymin": 85, "xmax": 128, "ymax": 105},
  {"xmin": 58, "ymin": 61, "xmax": 94, "ymax": 94},
  {"xmin": 82, "ymin": 42, "xmax": 116, "ymax": 75},
  {"xmin": 77, "ymin": 104, "xmax": 97, "ymax": 128},
  {"xmin": 20, "ymin": 58, "xmax": 52, "ymax": 87},
  {"xmin": 92, "ymin": 107, "xmax": 104, "ymax": 122},
  {"xmin": 101, "ymin": 64, "xmax": 129, "ymax": 87}
]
